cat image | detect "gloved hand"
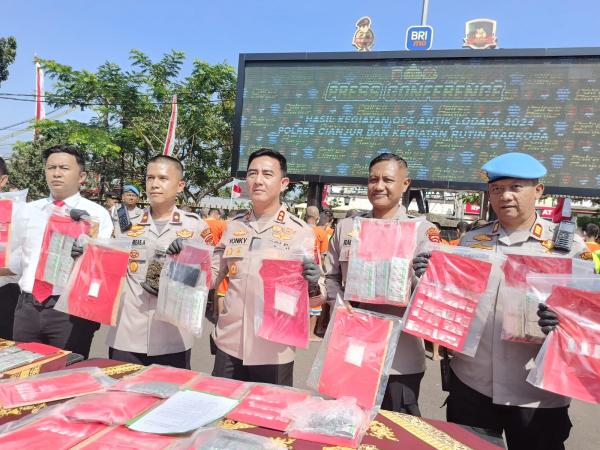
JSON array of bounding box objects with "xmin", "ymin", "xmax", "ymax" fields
[
  {"xmin": 70, "ymin": 208, "xmax": 90, "ymax": 221},
  {"xmin": 412, "ymin": 252, "xmax": 431, "ymax": 278},
  {"xmin": 166, "ymin": 238, "xmax": 184, "ymax": 255},
  {"xmin": 71, "ymin": 241, "xmax": 84, "ymax": 259},
  {"xmin": 302, "ymin": 257, "xmax": 321, "ymax": 284},
  {"xmin": 537, "ymin": 303, "xmax": 559, "ymax": 335}
]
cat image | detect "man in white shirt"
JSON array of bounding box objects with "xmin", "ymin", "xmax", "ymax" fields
[
  {"xmin": 0, "ymin": 156, "xmax": 21, "ymax": 340},
  {"xmin": 6, "ymin": 145, "xmax": 113, "ymax": 358}
]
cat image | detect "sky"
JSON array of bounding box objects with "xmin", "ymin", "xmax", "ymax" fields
[{"xmin": 0, "ymin": 0, "xmax": 599, "ymax": 155}]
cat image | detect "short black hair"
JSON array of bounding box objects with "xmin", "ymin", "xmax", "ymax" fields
[
  {"xmin": 43, "ymin": 144, "xmax": 85, "ymax": 172},
  {"xmin": 0, "ymin": 156, "xmax": 7, "ymax": 177},
  {"xmin": 369, "ymin": 152, "xmax": 408, "ymax": 171},
  {"xmin": 208, "ymin": 208, "xmax": 220, "ymax": 216},
  {"xmin": 456, "ymin": 221, "xmax": 470, "ymax": 233},
  {"xmin": 148, "ymin": 155, "xmax": 184, "ymax": 178},
  {"xmin": 585, "ymin": 223, "xmax": 600, "ymax": 238},
  {"xmin": 106, "ymin": 191, "xmax": 120, "ymax": 200},
  {"xmin": 247, "ymin": 148, "xmax": 287, "ymax": 178}
]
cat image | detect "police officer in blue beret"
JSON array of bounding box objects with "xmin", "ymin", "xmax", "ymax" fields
[
  {"xmin": 413, "ymin": 152, "xmax": 587, "ymax": 450},
  {"xmin": 112, "ymin": 184, "xmax": 143, "ymax": 230}
]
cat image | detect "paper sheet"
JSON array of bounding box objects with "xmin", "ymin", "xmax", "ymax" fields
[{"xmin": 127, "ymin": 390, "xmax": 238, "ymax": 434}]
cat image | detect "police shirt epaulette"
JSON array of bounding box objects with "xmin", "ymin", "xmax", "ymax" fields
[
  {"xmin": 183, "ymin": 211, "xmax": 201, "ymax": 220},
  {"xmin": 233, "ymin": 210, "xmax": 250, "ymax": 221},
  {"xmin": 470, "ymin": 221, "xmax": 493, "ymax": 231},
  {"xmin": 288, "ymin": 214, "xmax": 308, "ymax": 228}
]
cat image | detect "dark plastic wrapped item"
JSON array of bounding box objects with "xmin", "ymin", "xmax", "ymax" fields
[
  {"xmin": 155, "ymin": 241, "xmax": 213, "ymax": 337},
  {"xmin": 344, "ymin": 217, "xmax": 426, "ymax": 306},
  {"xmin": 109, "ymin": 364, "xmax": 198, "ymax": 398},
  {"xmin": 526, "ymin": 279, "xmax": 600, "ymax": 404},
  {"xmin": 176, "ymin": 427, "xmax": 285, "ymax": 450},
  {"xmin": 282, "ymin": 396, "xmax": 369, "ymax": 448},
  {"xmin": 307, "ymin": 303, "xmax": 401, "ymax": 412},
  {"xmin": 403, "ymin": 245, "xmax": 504, "ymax": 356},
  {"xmin": 54, "ymin": 238, "xmax": 131, "ymax": 325},
  {"xmin": 500, "ymin": 248, "xmax": 593, "ymax": 342}
]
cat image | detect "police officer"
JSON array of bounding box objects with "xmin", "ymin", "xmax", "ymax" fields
[
  {"xmin": 413, "ymin": 152, "xmax": 587, "ymax": 449},
  {"xmin": 111, "ymin": 184, "xmax": 143, "ymax": 229},
  {"xmin": 4, "ymin": 145, "xmax": 113, "ymax": 358},
  {"xmin": 210, "ymin": 148, "xmax": 321, "ymax": 386},
  {"xmin": 327, "ymin": 153, "xmax": 439, "ymax": 415},
  {"xmin": 107, "ymin": 155, "xmax": 213, "ymax": 369}
]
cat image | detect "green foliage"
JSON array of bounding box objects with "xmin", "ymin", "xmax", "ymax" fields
[
  {"xmin": 0, "ymin": 36, "xmax": 16, "ymax": 86},
  {"xmin": 8, "ymin": 141, "xmax": 47, "ymax": 199},
  {"xmin": 576, "ymin": 215, "xmax": 600, "ymax": 230},
  {"xmin": 23, "ymin": 50, "xmax": 236, "ymax": 203},
  {"xmin": 459, "ymin": 191, "xmax": 481, "ymax": 205}
]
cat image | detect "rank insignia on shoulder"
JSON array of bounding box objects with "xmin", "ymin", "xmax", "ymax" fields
[
  {"xmin": 276, "ymin": 210, "xmax": 286, "ymax": 224},
  {"xmin": 474, "ymin": 234, "xmax": 492, "ymax": 242},
  {"xmin": 469, "ymin": 243, "xmax": 493, "ymax": 250},
  {"xmin": 171, "ymin": 212, "xmax": 181, "ymax": 224},
  {"xmin": 541, "ymin": 240, "xmax": 554, "ymax": 251},
  {"xmin": 533, "ymin": 223, "xmax": 543, "ymax": 238},
  {"xmin": 177, "ymin": 229, "xmax": 193, "ymax": 239}
]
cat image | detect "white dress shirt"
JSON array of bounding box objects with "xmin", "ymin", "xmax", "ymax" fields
[{"xmin": 10, "ymin": 192, "xmax": 113, "ymax": 293}]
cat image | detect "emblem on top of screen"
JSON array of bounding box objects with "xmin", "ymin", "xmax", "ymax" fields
[
  {"xmin": 463, "ymin": 18, "xmax": 498, "ymax": 49},
  {"xmin": 352, "ymin": 16, "xmax": 375, "ymax": 52}
]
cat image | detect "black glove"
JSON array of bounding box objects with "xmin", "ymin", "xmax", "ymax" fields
[
  {"xmin": 140, "ymin": 281, "xmax": 159, "ymax": 296},
  {"xmin": 70, "ymin": 208, "xmax": 90, "ymax": 221},
  {"xmin": 537, "ymin": 303, "xmax": 559, "ymax": 335},
  {"xmin": 166, "ymin": 238, "xmax": 184, "ymax": 255},
  {"xmin": 302, "ymin": 257, "xmax": 321, "ymax": 284},
  {"xmin": 71, "ymin": 241, "xmax": 84, "ymax": 259},
  {"xmin": 412, "ymin": 252, "xmax": 431, "ymax": 278}
]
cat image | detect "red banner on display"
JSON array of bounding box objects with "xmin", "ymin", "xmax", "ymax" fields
[{"xmin": 464, "ymin": 203, "xmax": 481, "ymax": 215}]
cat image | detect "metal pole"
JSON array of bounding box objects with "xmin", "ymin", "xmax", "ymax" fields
[{"xmin": 421, "ymin": 0, "xmax": 430, "ymax": 25}]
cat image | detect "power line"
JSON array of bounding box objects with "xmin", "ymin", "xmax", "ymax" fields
[{"xmin": 0, "ymin": 107, "xmax": 65, "ymax": 131}]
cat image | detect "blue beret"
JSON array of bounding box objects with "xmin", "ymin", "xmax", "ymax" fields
[
  {"xmin": 482, "ymin": 152, "xmax": 547, "ymax": 182},
  {"xmin": 123, "ymin": 185, "xmax": 140, "ymax": 196}
]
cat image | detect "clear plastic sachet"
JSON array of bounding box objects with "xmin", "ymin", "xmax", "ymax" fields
[{"xmin": 155, "ymin": 241, "xmax": 213, "ymax": 337}]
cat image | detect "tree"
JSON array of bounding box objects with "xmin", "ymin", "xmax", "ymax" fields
[
  {"xmin": 23, "ymin": 50, "xmax": 236, "ymax": 203},
  {"xmin": 8, "ymin": 141, "xmax": 46, "ymax": 199},
  {"xmin": 0, "ymin": 37, "xmax": 16, "ymax": 86}
]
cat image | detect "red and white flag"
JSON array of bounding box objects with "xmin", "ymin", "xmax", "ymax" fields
[
  {"xmin": 321, "ymin": 184, "xmax": 331, "ymax": 208},
  {"xmin": 231, "ymin": 179, "xmax": 248, "ymax": 200},
  {"xmin": 35, "ymin": 61, "xmax": 45, "ymax": 122},
  {"xmin": 162, "ymin": 94, "xmax": 178, "ymax": 156}
]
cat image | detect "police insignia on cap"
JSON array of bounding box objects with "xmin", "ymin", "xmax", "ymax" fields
[
  {"xmin": 533, "ymin": 223, "xmax": 543, "ymax": 238},
  {"xmin": 177, "ymin": 229, "xmax": 193, "ymax": 239}
]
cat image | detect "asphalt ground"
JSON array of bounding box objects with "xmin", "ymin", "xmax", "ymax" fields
[{"xmin": 90, "ymin": 322, "xmax": 597, "ymax": 449}]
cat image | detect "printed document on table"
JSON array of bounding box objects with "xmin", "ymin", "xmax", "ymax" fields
[{"xmin": 127, "ymin": 390, "xmax": 238, "ymax": 434}]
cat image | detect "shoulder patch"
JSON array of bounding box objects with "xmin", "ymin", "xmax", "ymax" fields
[{"xmin": 200, "ymin": 227, "xmax": 214, "ymax": 245}]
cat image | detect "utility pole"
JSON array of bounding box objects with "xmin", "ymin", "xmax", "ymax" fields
[{"xmin": 421, "ymin": 0, "xmax": 430, "ymax": 25}]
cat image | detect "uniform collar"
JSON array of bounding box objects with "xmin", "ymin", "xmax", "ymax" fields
[
  {"xmin": 365, "ymin": 204, "xmax": 408, "ymax": 220},
  {"xmin": 246, "ymin": 204, "xmax": 287, "ymax": 234},
  {"xmin": 493, "ymin": 214, "xmax": 552, "ymax": 245}
]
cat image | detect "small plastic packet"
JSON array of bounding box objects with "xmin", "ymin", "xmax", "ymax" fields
[
  {"xmin": 226, "ymin": 383, "xmax": 310, "ymax": 431},
  {"xmin": 307, "ymin": 301, "xmax": 401, "ymax": 412},
  {"xmin": 0, "ymin": 367, "xmax": 114, "ymax": 408},
  {"xmin": 77, "ymin": 425, "xmax": 181, "ymax": 449},
  {"xmin": 59, "ymin": 391, "xmax": 161, "ymax": 425},
  {"xmin": 109, "ymin": 364, "xmax": 198, "ymax": 398},
  {"xmin": 527, "ymin": 281, "xmax": 600, "ymax": 404},
  {"xmin": 500, "ymin": 248, "xmax": 594, "ymax": 342},
  {"xmin": 155, "ymin": 241, "xmax": 213, "ymax": 337},
  {"xmin": 54, "ymin": 238, "xmax": 130, "ymax": 326},
  {"xmin": 282, "ymin": 396, "xmax": 369, "ymax": 448},
  {"xmin": 402, "ymin": 245, "xmax": 504, "ymax": 356},
  {"xmin": 185, "ymin": 374, "xmax": 249, "ymax": 399},
  {"xmin": 0, "ymin": 404, "xmax": 107, "ymax": 450},
  {"xmin": 33, "ymin": 210, "xmax": 92, "ymax": 299},
  {"xmin": 253, "ymin": 249, "xmax": 310, "ymax": 349},
  {"xmin": 0, "ymin": 341, "xmax": 61, "ymax": 373},
  {"xmin": 175, "ymin": 427, "xmax": 286, "ymax": 450},
  {"xmin": 344, "ymin": 217, "xmax": 426, "ymax": 306},
  {"xmin": 0, "ymin": 189, "xmax": 27, "ymax": 269}
]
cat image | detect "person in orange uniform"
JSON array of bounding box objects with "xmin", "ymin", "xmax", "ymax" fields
[{"xmin": 448, "ymin": 221, "xmax": 469, "ymax": 246}]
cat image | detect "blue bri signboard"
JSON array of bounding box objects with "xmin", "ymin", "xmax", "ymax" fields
[{"xmin": 405, "ymin": 25, "xmax": 434, "ymax": 51}]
